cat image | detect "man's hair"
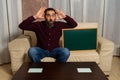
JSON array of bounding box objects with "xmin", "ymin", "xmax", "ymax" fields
[{"xmin": 44, "ymin": 8, "xmax": 56, "ymax": 15}]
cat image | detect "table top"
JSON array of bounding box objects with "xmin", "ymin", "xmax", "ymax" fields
[{"xmin": 12, "ymin": 62, "xmax": 108, "ymax": 80}]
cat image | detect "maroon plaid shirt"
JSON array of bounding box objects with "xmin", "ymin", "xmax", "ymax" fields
[{"xmin": 19, "ymin": 15, "xmax": 77, "ymax": 51}]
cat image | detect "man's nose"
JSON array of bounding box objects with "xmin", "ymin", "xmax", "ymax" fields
[{"xmin": 50, "ymin": 16, "xmax": 53, "ymax": 19}]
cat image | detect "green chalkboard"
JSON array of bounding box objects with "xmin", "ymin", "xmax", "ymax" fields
[{"xmin": 62, "ymin": 28, "xmax": 97, "ymax": 50}]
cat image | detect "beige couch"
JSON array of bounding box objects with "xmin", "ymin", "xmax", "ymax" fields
[{"xmin": 8, "ymin": 23, "xmax": 114, "ymax": 75}]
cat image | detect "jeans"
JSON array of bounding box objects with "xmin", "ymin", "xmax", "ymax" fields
[{"xmin": 28, "ymin": 47, "xmax": 70, "ymax": 62}]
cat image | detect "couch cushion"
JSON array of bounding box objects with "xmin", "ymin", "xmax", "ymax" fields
[
  {"xmin": 41, "ymin": 57, "xmax": 55, "ymax": 62},
  {"xmin": 68, "ymin": 50, "xmax": 100, "ymax": 63},
  {"xmin": 40, "ymin": 50, "xmax": 100, "ymax": 63}
]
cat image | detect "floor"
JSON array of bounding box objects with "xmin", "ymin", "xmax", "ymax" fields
[
  {"xmin": 0, "ymin": 57, "xmax": 120, "ymax": 80},
  {"xmin": 108, "ymin": 56, "xmax": 120, "ymax": 80},
  {"xmin": 0, "ymin": 63, "xmax": 12, "ymax": 80}
]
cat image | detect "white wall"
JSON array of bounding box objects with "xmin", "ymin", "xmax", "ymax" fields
[
  {"xmin": 103, "ymin": 0, "xmax": 120, "ymax": 55},
  {"xmin": 7, "ymin": 0, "xmax": 22, "ymax": 40},
  {"xmin": 0, "ymin": 0, "xmax": 22, "ymax": 64},
  {"xmin": 0, "ymin": 0, "xmax": 10, "ymax": 64}
]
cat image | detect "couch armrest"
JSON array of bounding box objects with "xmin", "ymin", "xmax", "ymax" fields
[
  {"xmin": 97, "ymin": 36, "xmax": 114, "ymax": 52},
  {"xmin": 8, "ymin": 35, "xmax": 31, "ymax": 74},
  {"xmin": 97, "ymin": 36, "xmax": 114, "ymax": 74}
]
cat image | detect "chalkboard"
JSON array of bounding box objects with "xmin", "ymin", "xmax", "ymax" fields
[{"xmin": 62, "ymin": 28, "xmax": 97, "ymax": 50}]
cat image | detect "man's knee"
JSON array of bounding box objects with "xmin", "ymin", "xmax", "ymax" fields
[
  {"xmin": 60, "ymin": 48, "xmax": 70, "ymax": 57},
  {"xmin": 55, "ymin": 48, "xmax": 70, "ymax": 62},
  {"xmin": 28, "ymin": 47, "xmax": 39, "ymax": 56}
]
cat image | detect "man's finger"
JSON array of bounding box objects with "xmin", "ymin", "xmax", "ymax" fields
[
  {"xmin": 56, "ymin": 9, "xmax": 60, "ymax": 14},
  {"xmin": 41, "ymin": 7, "xmax": 46, "ymax": 11},
  {"xmin": 38, "ymin": 7, "xmax": 46, "ymax": 12}
]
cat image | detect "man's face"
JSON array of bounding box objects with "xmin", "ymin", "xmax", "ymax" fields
[{"xmin": 45, "ymin": 10, "xmax": 56, "ymax": 24}]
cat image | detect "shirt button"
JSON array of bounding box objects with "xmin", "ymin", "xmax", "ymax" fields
[
  {"xmin": 48, "ymin": 44, "xmax": 50, "ymax": 46},
  {"xmin": 49, "ymin": 33, "xmax": 51, "ymax": 35}
]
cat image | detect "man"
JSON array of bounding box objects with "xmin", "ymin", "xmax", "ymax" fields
[{"xmin": 19, "ymin": 7, "xmax": 77, "ymax": 62}]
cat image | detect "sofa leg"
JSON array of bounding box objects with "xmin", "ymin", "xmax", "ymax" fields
[{"xmin": 106, "ymin": 75, "xmax": 109, "ymax": 77}]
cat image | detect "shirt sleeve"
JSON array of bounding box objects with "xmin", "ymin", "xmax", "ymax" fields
[
  {"xmin": 19, "ymin": 16, "xmax": 38, "ymax": 31},
  {"xmin": 62, "ymin": 15, "xmax": 78, "ymax": 28}
]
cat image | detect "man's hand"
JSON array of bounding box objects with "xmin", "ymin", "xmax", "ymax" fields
[
  {"xmin": 33, "ymin": 7, "xmax": 46, "ymax": 19},
  {"xmin": 56, "ymin": 10, "xmax": 66, "ymax": 20}
]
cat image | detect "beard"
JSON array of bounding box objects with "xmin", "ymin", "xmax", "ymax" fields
[{"xmin": 46, "ymin": 19, "xmax": 55, "ymax": 28}]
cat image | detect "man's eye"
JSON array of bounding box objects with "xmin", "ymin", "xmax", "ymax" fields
[
  {"xmin": 52, "ymin": 15, "xmax": 55, "ymax": 17},
  {"xmin": 46, "ymin": 14, "xmax": 56, "ymax": 17}
]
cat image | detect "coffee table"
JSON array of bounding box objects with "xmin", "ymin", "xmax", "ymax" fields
[{"xmin": 12, "ymin": 62, "xmax": 108, "ymax": 80}]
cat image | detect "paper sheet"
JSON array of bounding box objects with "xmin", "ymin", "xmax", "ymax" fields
[
  {"xmin": 77, "ymin": 68, "xmax": 92, "ymax": 73},
  {"xmin": 28, "ymin": 68, "xmax": 43, "ymax": 73}
]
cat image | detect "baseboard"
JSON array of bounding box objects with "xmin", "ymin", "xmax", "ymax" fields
[{"xmin": 113, "ymin": 45, "xmax": 120, "ymax": 56}]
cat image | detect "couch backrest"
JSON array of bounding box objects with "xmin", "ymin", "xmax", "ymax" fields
[
  {"xmin": 24, "ymin": 31, "xmax": 37, "ymax": 46},
  {"xmin": 23, "ymin": 23, "xmax": 98, "ymax": 47}
]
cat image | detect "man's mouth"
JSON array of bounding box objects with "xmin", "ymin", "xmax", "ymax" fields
[
  {"xmin": 46, "ymin": 20, "xmax": 54, "ymax": 27},
  {"xmin": 49, "ymin": 21, "xmax": 54, "ymax": 24},
  {"xmin": 49, "ymin": 20, "xmax": 54, "ymax": 24}
]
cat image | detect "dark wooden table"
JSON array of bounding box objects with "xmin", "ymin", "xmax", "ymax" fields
[{"xmin": 12, "ymin": 62, "xmax": 108, "ymax": 80}]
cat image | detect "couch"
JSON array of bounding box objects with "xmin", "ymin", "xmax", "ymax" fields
[{"xmin": 8, "ymin": 23, "xmax": 114, "ymax": 75}]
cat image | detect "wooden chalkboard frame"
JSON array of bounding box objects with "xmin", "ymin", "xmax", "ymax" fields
[{"xmin": 62, "ymin": 28, "xmax": 98, "ymax": 51}]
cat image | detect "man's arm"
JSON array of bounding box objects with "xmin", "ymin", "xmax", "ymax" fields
[
  {"xmin": 56, "ymin": 10, "xmax": 77, "ymax": 28},
  {"xmin": 63, "ymin": 15, "xmax": 77, "ymax": 28},
  {"xmin": 19, "ymin": 7, "xmax": 46, "ymax": 31},
  {"xmin": 33, "ymin": 7, "xmax": 46, "ymax": 19},
  {"xmin": 19, "ymin": 16, "xmax": 36, "ymax": 31}
]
